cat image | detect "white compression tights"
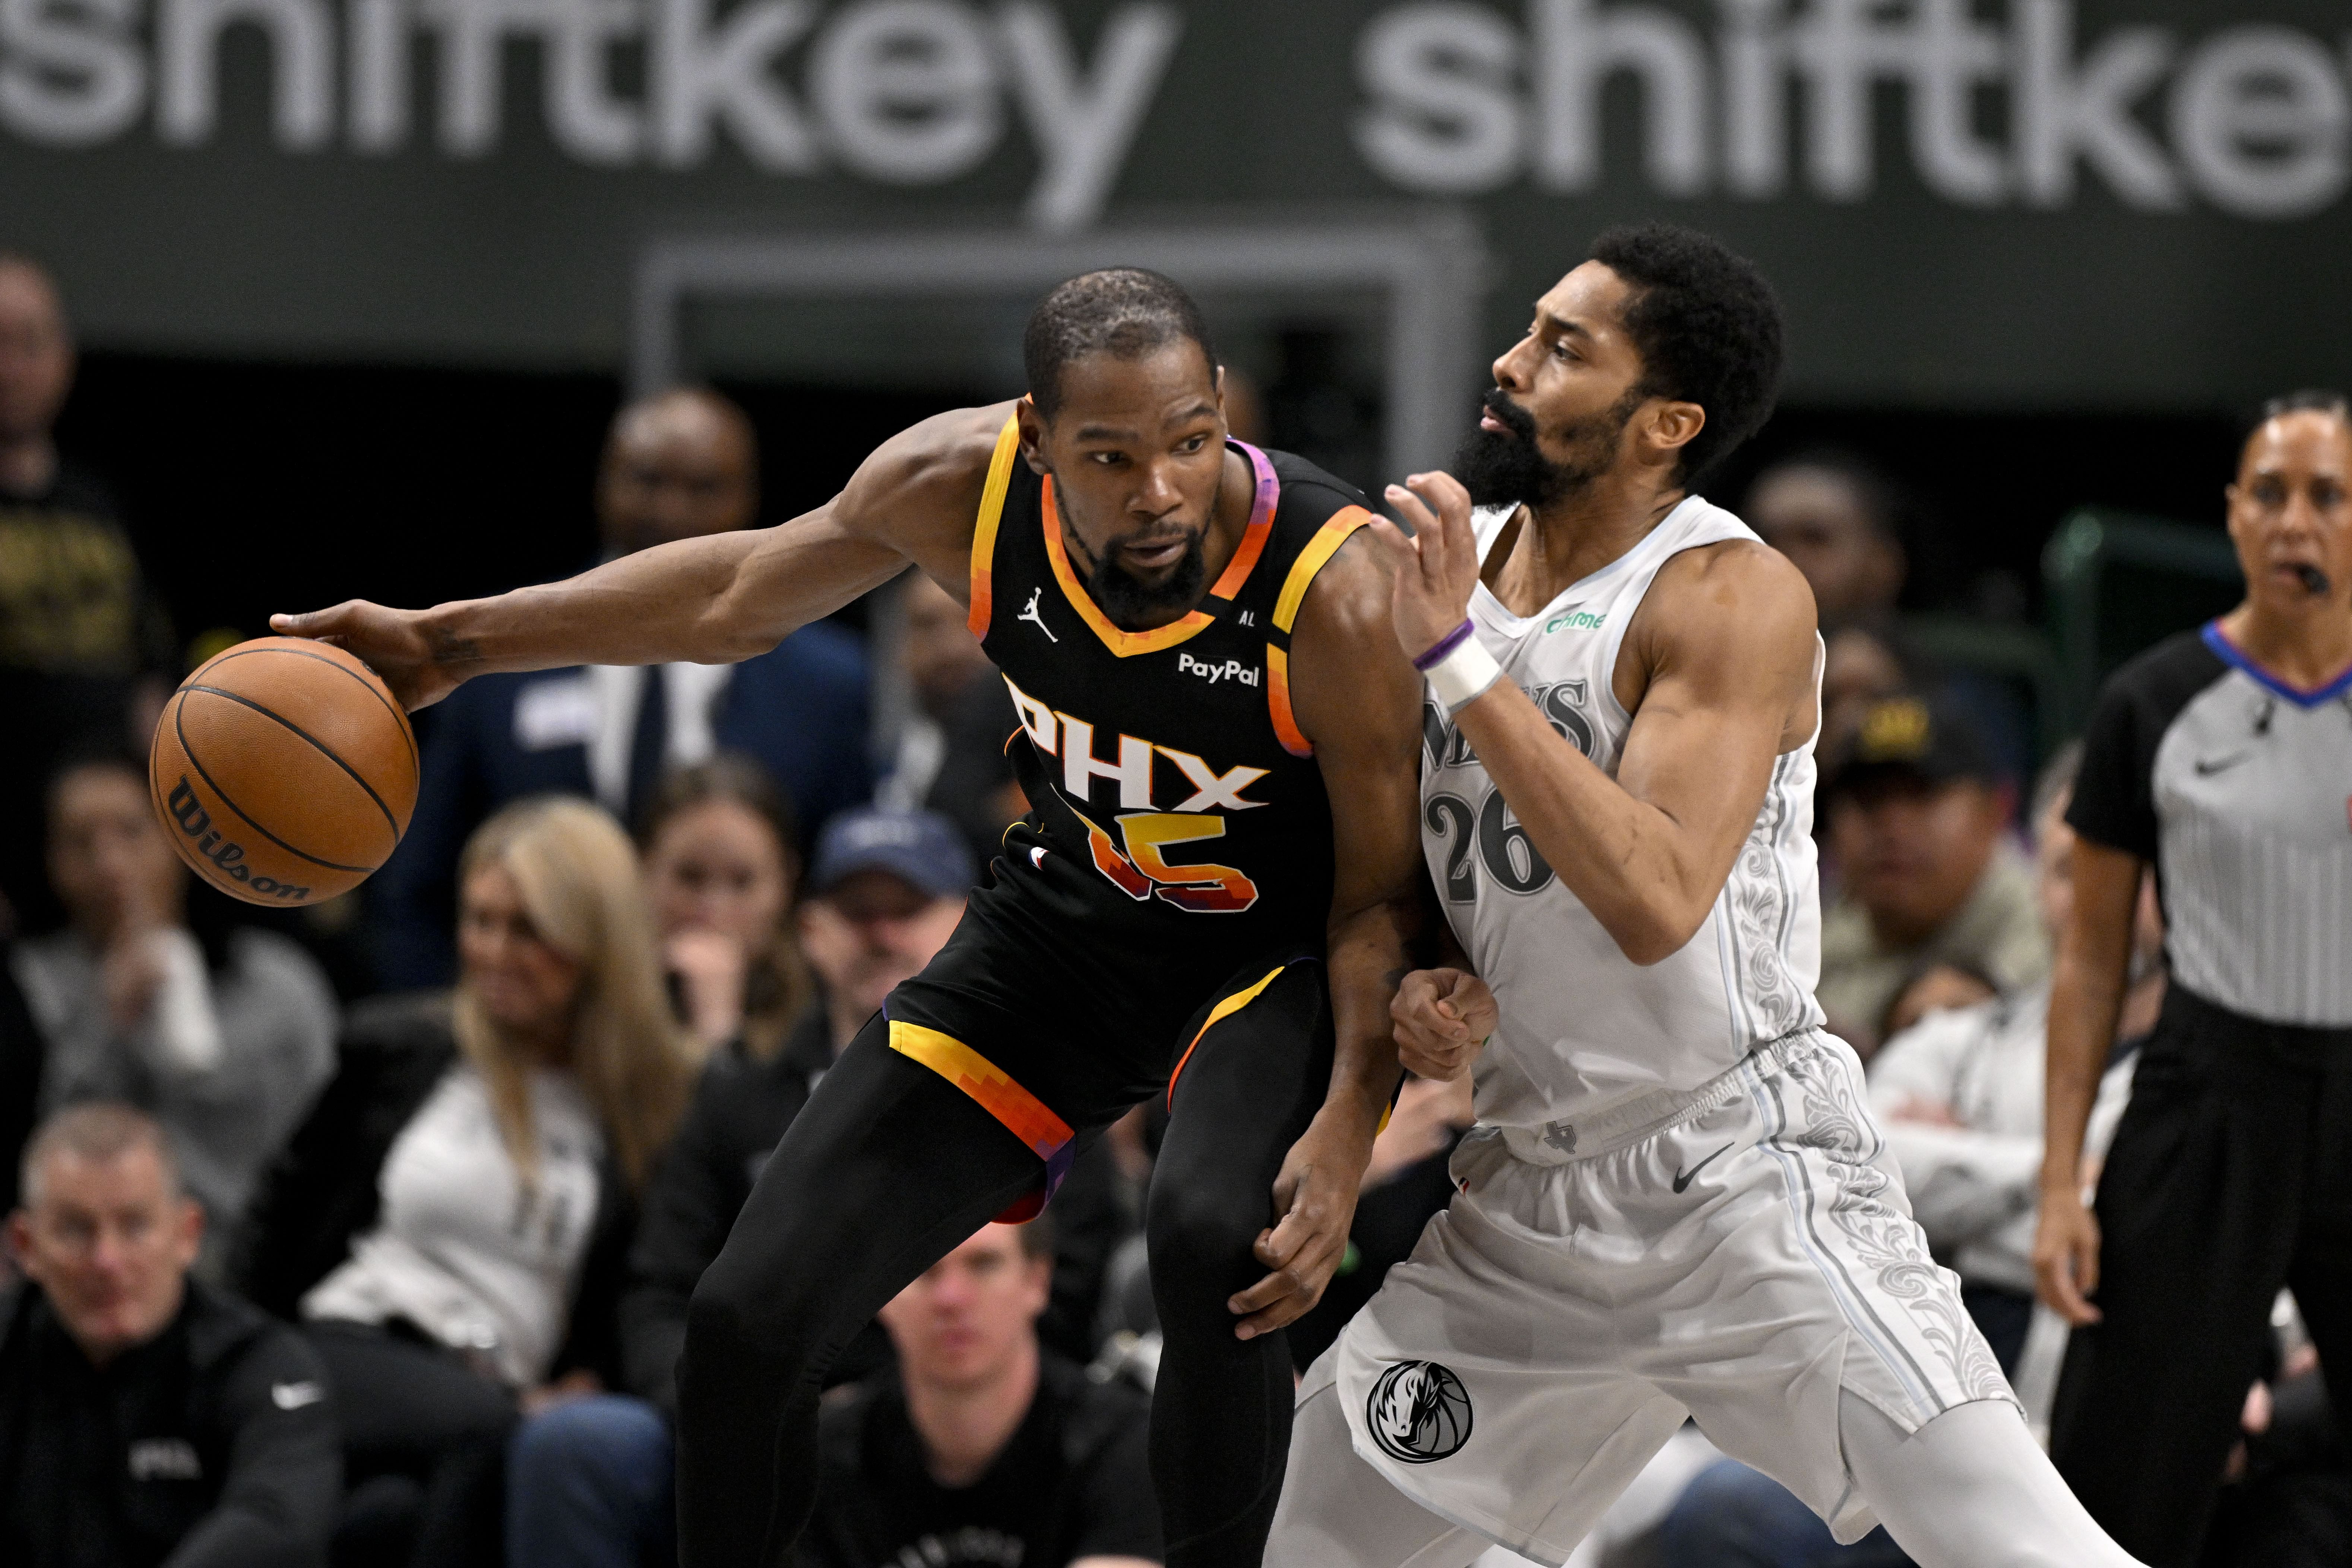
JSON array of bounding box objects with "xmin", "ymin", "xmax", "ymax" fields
[{"xmin": 1267, "ymin": 1382, "xmax": 2149, "ymax": 1568}]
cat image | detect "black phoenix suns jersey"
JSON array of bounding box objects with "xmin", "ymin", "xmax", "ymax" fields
[{"xmin": 967, "ymin": 415, "xmax": 1372, "ymax": 974}]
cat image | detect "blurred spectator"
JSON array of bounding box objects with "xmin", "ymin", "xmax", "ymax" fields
[
  {"xmin": 2203, "ymin": 1336, "xmax": 2352, "ymax": 1568},
  {"xmin": 2, "ymin": 1102, "xmax": 341, "ymax": 1567},
  {"xmin": 510, "ymin": 806, "xmax": 1126, "ymax": 1568},
  {"xmin": 1659, "ymin": 1455, "xmax": 1908, "ymax": 1568},
  {"xmin": 0, "ymin": 255, "xmax": 175, "ymax": 937},
  {"xmin": 641, "ymin": 755, "xmax": 812, "ymax": 1055},
  {"xmin": 1871, "ymin": 743, "xmax": 2162, "ymax": 1372},
  {"xmin": 1745, "ymin": 451, "xmax": 1906, "ymax": 633},
  {"xmin": 0, "ymin": 954, "xmax": 45, "ymax": 1220},
  {"xmin": 1817, "ymin": 695, "xmax": 2048, "ymax": 1057},
  {"xmin": 876, "ymin": 573, "xmax": 1024, "ymax": 870},
  {"xmin": 13, "ymin": 752, "xmax": 336, "ymax": 1252},
  {"xmin": 373, "ymin": 387, "xmax": 873, "ymax": 989},
  {"xmin": 234, "ymin": 798, "xmax": 699, "ymax": 1568},
  {"xmin": 1750, "ymin": 453, "xmax": 2032, "ymax": 784},
  {"xmin": 508, "ymin": 805, "xmax": 968, "ymax": 1568},
  {"xmin": 1876, "ymin": 962, "xmax": 1998, "ymax": 1046},
  {"xmin": 1818, "ymin": 626, "xmax": 1913, "ymax": 763},
  {"xmin": 800, "ymin": 1218, "xmax": 1161, "ymax": 1568},
  {"xmin": 626, "ymin": 805, "xmax": 975, "ymax": 1407}
]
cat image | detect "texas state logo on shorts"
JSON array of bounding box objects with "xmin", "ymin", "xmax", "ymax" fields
[{"xmin": 1366, "ymin": 1360, "xmax": 1473, "ymax": 1463}]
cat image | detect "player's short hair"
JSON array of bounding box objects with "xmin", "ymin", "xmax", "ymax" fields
[
  {"xmin": 19, "ymin": 1102, "xmax": 181, "ymax": 1211},
  {"xmin": 1588, "ymin": 224, "xmax": 1784, "ymax": 486},
  {"xmin": 2249, "ymin": 389, "xmax": 2352, "ymax": 445},
  {"xmin": 1023, "ymin": 269, "xmax": 1218, "ymax": 421}
]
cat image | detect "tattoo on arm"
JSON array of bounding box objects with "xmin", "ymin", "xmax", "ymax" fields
[{"xmin": 427, "ymin": 627, "xmax": 481, "ymax": 666}]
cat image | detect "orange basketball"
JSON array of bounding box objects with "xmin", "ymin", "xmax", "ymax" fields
[{"xmin": 148, "ymin": 637, "xmax": 419, "ymax": 906}]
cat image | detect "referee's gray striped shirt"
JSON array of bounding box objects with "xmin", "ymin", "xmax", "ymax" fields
[{"xmin": 2069, "ymin": 624, "xmax": 2352, "ymax": 1029}]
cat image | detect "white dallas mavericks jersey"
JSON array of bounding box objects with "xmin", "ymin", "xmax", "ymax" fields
[{"xmin": 1423, "ymin": 497, "xmax": 1826, "ymax": 1141}]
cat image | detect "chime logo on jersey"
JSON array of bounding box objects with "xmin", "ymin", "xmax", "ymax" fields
[
  {"xmin": 1367, "ymin": 1360, "xmax": 1473, "ymax": 1464},
  {"xmin": 1002, "ymin": 673, "xmax": 1269, "ymax": 913}
]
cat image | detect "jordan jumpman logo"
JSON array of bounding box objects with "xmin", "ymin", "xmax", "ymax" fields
[{"xmin": 1020, "ymin": 588, "xmax": 1059, "ymax": 642}]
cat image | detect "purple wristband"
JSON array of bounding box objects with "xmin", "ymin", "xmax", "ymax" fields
[{"xmin": 1413, "ymin": 619, "xmax": 1476, "ymax": 672}]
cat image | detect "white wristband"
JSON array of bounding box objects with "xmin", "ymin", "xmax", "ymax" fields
[{"xmin": 1425, "ymin": 636, "xmax": 1503, "ymax": 714}]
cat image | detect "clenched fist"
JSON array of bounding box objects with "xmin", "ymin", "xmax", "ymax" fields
[{"xmin": 1391, "ymin": 967, "xmax": 1497, "ymax": 1081}]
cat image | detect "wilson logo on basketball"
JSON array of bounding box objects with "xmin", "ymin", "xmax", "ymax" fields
[
  {"xmin": 1367, "ymin": 1360, "xmax": 1473, "ymax": 1464},
  {"xmin": 164, "ymin": 778, "xmax": 311, "ymax": 901}
]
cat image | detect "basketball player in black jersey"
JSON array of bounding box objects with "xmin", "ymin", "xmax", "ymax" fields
[{"xmin": 274, "ymin": 271, "xmax": 1427, "ymax": 1568}]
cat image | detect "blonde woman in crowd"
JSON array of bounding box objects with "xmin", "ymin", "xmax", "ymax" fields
[
  {"xmin": 503, "ymin": 754, "xmax": 816, "ymax": 1568},
  {"xmin": 232, "ymin": 797, "xmax": 701, "ymax": 1568}
]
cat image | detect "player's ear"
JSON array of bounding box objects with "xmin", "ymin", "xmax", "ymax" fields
[
  {"xmin": 1015, "ymin": 395, "xmax": 1051, "ymax": 476},
  {"xmin": 1645, "ymin": 400, "xmax": 1706, "ymax": 461}
]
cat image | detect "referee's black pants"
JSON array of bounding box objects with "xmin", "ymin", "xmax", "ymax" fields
[{"xmin": 2051, "ymin": 985, "xmax": 2352, "ymax": 1566}]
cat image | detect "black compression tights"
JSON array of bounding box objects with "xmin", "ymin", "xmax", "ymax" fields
[{"xmin": 675, "ymin": 975, "xmax": 1331, "ymax": 1568}]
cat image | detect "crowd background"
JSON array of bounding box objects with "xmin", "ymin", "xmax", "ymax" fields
[{"xmin": 0, "ymin": 237, "xmax": 2337, "ymax": 1568}]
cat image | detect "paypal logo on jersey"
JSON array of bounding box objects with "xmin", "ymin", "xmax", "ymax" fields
[{"xmin": 1177, "ymin": 652, "xmax": 1261, "ymax": 688}]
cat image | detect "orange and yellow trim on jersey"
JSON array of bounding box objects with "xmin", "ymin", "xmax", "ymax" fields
[
  {"xmin": 1260, "ymin": 506, "xmax": 1373, "ymax": 757},
  {"xmin": 1205, "ymin": 505, "xmax": 1274, "ymax": 600},
  {"xmin": 1271, "ymin": 506, "xmax": 1373, "ymax": 635},
  {"xmin": 966, "ymin": 414, "xmax": 1025, "ymax": 639},
  {"xmin": 1041, "ymin": 476, "xmax": 1221, "ymax": 658},
  {"xmin": 1166, "ymin": 965, "xmax": 1286, "ymax": 1106},
  {"xmin": 888, "ymin": 1019, "xmax": 1073, "ymax": 1164},
  {"xmin": 1265, "ymin": 644, "xmax": 1311, "ymax": 758}
]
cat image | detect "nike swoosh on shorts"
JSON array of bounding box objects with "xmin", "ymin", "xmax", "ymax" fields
[{"xmin": 1672, "ymin": 1142, "xmax": 1736, "ymax": 1194}]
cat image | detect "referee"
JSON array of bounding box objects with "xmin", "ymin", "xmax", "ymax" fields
[{"xmin": 2035, "ymin": 390, "xmax": 2352, "ymax": 1564}]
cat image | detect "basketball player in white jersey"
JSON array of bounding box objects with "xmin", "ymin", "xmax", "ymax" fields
[{"xmin": 1266, "ymin": 224, "xmax": 2146, "ymax": 1568}]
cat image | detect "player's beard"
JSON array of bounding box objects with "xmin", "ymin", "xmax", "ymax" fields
[
  {"xmin": 1454, "ymin": 387, "xmax": 1643, "ymax": 510},
  {"xmin": 1086, "ymin": 529, "xmax": 1207, "ymax": 630}
]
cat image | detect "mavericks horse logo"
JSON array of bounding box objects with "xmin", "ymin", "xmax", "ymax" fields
[{"xmin": 1366, "ymin": 1360, "xmax": 1473, "ymax": 1463}]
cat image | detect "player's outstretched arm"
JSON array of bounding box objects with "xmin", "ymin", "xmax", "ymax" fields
[
  {"xmin": 2032, "ymin": 836, "xmax": 2140, "ymax": 1326},
  {"xmin": 271, "ymin": 403, "xmax": 1013, "ymax": 710},
  {"xmin": 1374, "ymin": 471, "xmax": 1817, "ymax": 967},
  {"xmin": 1224, "ymin": 529, "xmax": 1424, "ymax": 1340}
]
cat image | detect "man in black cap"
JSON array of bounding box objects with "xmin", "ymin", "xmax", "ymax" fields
[{"xmin": 1817, "ymin": 693, "xmax": 2047, "ymax": 1057}]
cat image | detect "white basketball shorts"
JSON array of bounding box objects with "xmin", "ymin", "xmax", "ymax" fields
[{"xmin": 1305, "ymin": 1029, "xmax": 2017, "ymax": 1565}]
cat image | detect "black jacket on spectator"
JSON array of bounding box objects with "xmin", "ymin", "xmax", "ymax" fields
[
  {"xmin": 230, "ymin": 993, "xmax": 633, "ymax": 1387},
  {"xmin": 0, "ymin": 1276, "xmax": 341, "ymax": 1568},
  {"xmin": 798, "ymin": 1354, "xmax": 1159, "ymax": 1568},
  {"xmin": 622, "ymin": 1005, "xmax": 1126, "ymax": 1415}
]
